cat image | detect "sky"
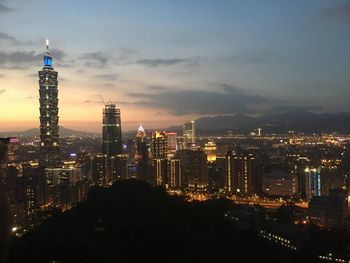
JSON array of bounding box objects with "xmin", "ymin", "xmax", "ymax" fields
[{"xmin": 0, "ymin": 0, "xmax": 350, "ymax": 132}]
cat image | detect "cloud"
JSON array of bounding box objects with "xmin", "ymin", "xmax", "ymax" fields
[
  {"xmin": 229, "ymin": 53, "xmax": 272, "ymax": 64},
  {"xmin": 322, "ymin": 3, "xmax": 350, "ymax": 22},
  {"xmin": 0, "ymin": 3, "xmax": 11, "ymax": 13},
  {"xmin": 103, "ymin": 83, "xmax": 116, "ymax": 88},
  {"xmin": 219, "ymin": 84, "xmax": 238, "ymax": 93},
  {"xmin": 84, "ymin": 99, "xmax": 132, "ymax": 105},
  {"xmin": 115, "ymin": 47, "xmax": 139, "ymax": 61},
  {"xmin": 136, "ymin": 58, "xmax": 191, "ymax": 67},
  {"xmin": 0, "ymin": 51, "xmax": 41, "ymax": 64},
  {"xmin": 80, "ymin": 52, "xmax": 108, "ymax": 68},
  {"xmin": 0, "ymin": 74, "xmax": 3, "ymax": 78},
  {"xmin": 0, "ymin": 32, "xmax": 32, "ymax": 45},
  {"xmin": 0, "ymin": 32, "xmax": 17, "ymax": 43},
  {"xmin": 0, "ymin": 89, "xmax": 6, "ymax": 95},
  {"xmin": 127, "ymin": 85, "xmax": 272, "ymax": 115},
  {"xmin": 94, "ymin": 74, "xmax": 118, "ymax": 81},
  {"xmin": 26, "ymin": 73, "xmax": 37, "ymax": 78},
  {"xmin": 0, "ymin": 49, "xmax": 65, "ymax": 68},
  {"xmin": 146, "ymin": 85, "xmax": 168, "ymax": 91}
]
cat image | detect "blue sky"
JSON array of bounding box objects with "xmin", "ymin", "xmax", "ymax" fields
[{"xmin": 0, "ymin": 0, "xmax": 350, "ymax": 131}]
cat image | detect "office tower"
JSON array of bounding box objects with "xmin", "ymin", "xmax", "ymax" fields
[
  {"xmin": 183, "ymin": 121, "xmax": 195, "ymax": 149},
  {"xmin": 126, "ymin": 139, "xmax": 136, "ymax": 161},
  {"xmin": 22, "ymin": 164, "xmax": 46, "ymax": 216},
  {"xmin": 110, "ymin": 154, "xmax": 128, "ymax": 182},
  {"xmin": 102, "ymin": 103, "xmax": 122, "ymax": 156},
  {"xmin": 304, "ymin": 167, "xmax": 321, "ymax": 200},
  {"xmin": 165, "ymin": 132, "xmax": 177, "ymax": 157},
  {"xmin": 136, "ymin": 125, "xmax": 149, "ymax": 182},
  {"xmin": 38, "ymin": 40, "xmax": 61, "ymax": 168},
  {"xmin": 0, "ymin": 138, "xmax": 9, "ymax": 161},
  {"xmin": 208, "ymin": 156, "xmax": 226, "ymax": 193},
  {"xmin": 5, "ymin": 138, "xmax": 20, "ymax": 162},
  {"xmin": 308, "ymin": 189, "xmax": 348, "ymax": 228},
  {"xmin": 175, "ymin": 149, "xmax": 208, "ymax": 193},
  {"xmin": 225, "ymin": 152, "xmax": 256, "ymax": 195},
  {"xmin": 262, "ymin": 171, "xmax": 298, "ymax": 197},
  {"xmin": 168, "ymin": 158, "xmax": 181, "ymax": 189},
  {"xmin": 45, "ymin": 167, "xmax": 83, "ymax": 207},
  {"xmin": 295, "ymin": 156, "xmax": 310, "ymax": 199},
  {"xmin": 91, "ymin": 155, "xmax": 108, "ymax": 187},
  {"xmin": 257, "ymin": 128, "xmax": 262, "ymax": 136},
  {"xmin": 150, "ymin": 131, "xmax": 168, "ymax": 159},
  {"xmin": 152, "ymin": 158, "xmax": 168, "ymax": 186},
  {"xmin": 204, "ymin": 141, "xmax": 217, "ymax": 162}
]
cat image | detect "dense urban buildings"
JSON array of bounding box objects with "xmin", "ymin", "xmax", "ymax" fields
[
  {"xmin": 38, "ymin": 41, "xmax": 61, "ymax": 168},
  {"xmin": 2, "ymin": 39, "xmax": 350, "ymax": 262}
]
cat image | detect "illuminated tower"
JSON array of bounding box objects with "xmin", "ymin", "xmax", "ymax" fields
[
  {"xmin": 183, "ymin": 121, "xmax": 195, "ymax": 149},
  {"xmin": 136, "ymin": 123, "xmax": 146, "ymax": 142},
  {"xmin": 150, "ymin": 131, "xmax": 168, "ymax": 159},
  {"xmin": 38, "ymin": 40, "xmax": 61, "ymax": 168},
  {"xmin": 225, "ymin": 152, "xmax": 256, "ymax": 195},
  {"xmin": 304, "ymin": 167, "xmax": 321, "ymax": 200},
  {"xmin": 102, "ymin": 103, "xmax": 122, "ymax": 156},
  {"xmin": 136, "ymin": 124, "xmax": 149, "ymax": 182}
]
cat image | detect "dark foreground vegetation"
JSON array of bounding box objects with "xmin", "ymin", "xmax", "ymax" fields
[{"xmin": 10, "ymin": 180, "xmax": 317, "ymax": 263}]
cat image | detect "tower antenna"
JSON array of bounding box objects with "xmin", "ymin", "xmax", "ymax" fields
[{"xmin": 46, "ymin": 39, "xmax": 50, "ymax": 53}]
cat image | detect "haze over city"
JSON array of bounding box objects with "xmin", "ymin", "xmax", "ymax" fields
[{"xmin": 1, "ymin": 0, "xmax": 350, "ymax": 132}]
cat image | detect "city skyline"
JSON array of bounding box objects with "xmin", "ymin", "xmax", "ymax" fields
[{"xmin": 1, "ymin": 0, "xmax": 350, "ymax": 132}]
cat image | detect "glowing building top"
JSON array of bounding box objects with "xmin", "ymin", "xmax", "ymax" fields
[{"xmin": 43, "ymin": 39, "xmax": 53, "ymax": 69}]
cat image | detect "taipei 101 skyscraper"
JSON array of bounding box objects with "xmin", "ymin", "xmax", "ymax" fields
[{"xmin": 38, "ymin": 40, "xmax": 61, "ymax": 167}]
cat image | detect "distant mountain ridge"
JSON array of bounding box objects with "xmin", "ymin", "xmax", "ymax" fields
[
  {"xmin": 164, "ymin": 111, "xmax": 350, "ymax": 135},
  {"xmin": 0, "ymin": 127, "xmax": 99, "ymax": 137},
  {"xmin": 4, "ymin": 111, "xmax": 350, "ymax": 138},
  {"xmin": 197, "ymin": 111, "xmax": 350, "ymax": 134}
]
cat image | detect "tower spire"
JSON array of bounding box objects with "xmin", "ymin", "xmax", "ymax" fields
[{"xmin": 46, "ymin": 39, "xmax": 50, "ymax": 54}]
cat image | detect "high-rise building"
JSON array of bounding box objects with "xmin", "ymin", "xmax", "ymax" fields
[
  {"xmin": 38, "ymin": 40, "xmax": 61, "ymax": 168},
  {"xmin": 165, "ymin": 132, "xmax": 177, "ymax": 157},
  {"xmin": 91, "ymin": 155, "xmax": 108, "ymax": 187},
  {"xmin": 110, "ymin": 154, "xmax": 129, "ymax": 182},
  {"xmin": 152, "ymin": 158, "xmax": 167, "ymax": 186},
  {"xmin": 304, "ymin": 167, "xmax": 321, "ymax": 200},
  {"xmin": 136, "ymin": 125, "xmax": 149, "ymax": 182},
  {"xmin": 136, "ymin": 123, "xmax": 146, "ymax": 142},
  {"xmin": 225, "ymin": 152, "xmax": 256, "ymax": 195},
  {"xmin": 150, "ymin": 131, "xmax": 168, "ymax": 159},
  {"xmin": 102, "ymin": 103, "xmax": 122, "ymax": 156},
  {"xmin": 262, "ymin": 171, "xmax": 298, "ymax": 197},
  {"xmin": 183, "ymin": 121, "xmax": 195, "ymax": 149},
  {"xmin": 175, "ymin": 149, "xmax": 208, "ymax": 193},
  {"xmin": 168, "ymin": 158, "xmax": 181, "ymax": 189},
  {"xmin": 204, "ymin": 141, "xmax": 217, "ymax": 162}
]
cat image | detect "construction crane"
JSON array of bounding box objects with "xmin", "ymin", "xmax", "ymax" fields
[{"xmin": 99, "ymin": 94, "xmax": 107, "ymax": 106}]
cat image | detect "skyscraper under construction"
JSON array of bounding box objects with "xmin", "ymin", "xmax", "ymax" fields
[
  {"xmin": 38, "ymin": 40, "xmax": 61, "ymax": 168},
  {"xmin": 102, "ymin": 103, "xmax": 123, "ymax": 156}
]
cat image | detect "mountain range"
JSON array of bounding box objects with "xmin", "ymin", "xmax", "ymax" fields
[
  {"xmin": 165, "ymin": 110, "xmax": 350, "ymax": 135},
  {"xmin": 0, "ymin": 127, "xmax": 98, "ymax": 138},
  {"xmin": 2, "ymin": 111, "xmax": 350, "ymax": 138}
]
